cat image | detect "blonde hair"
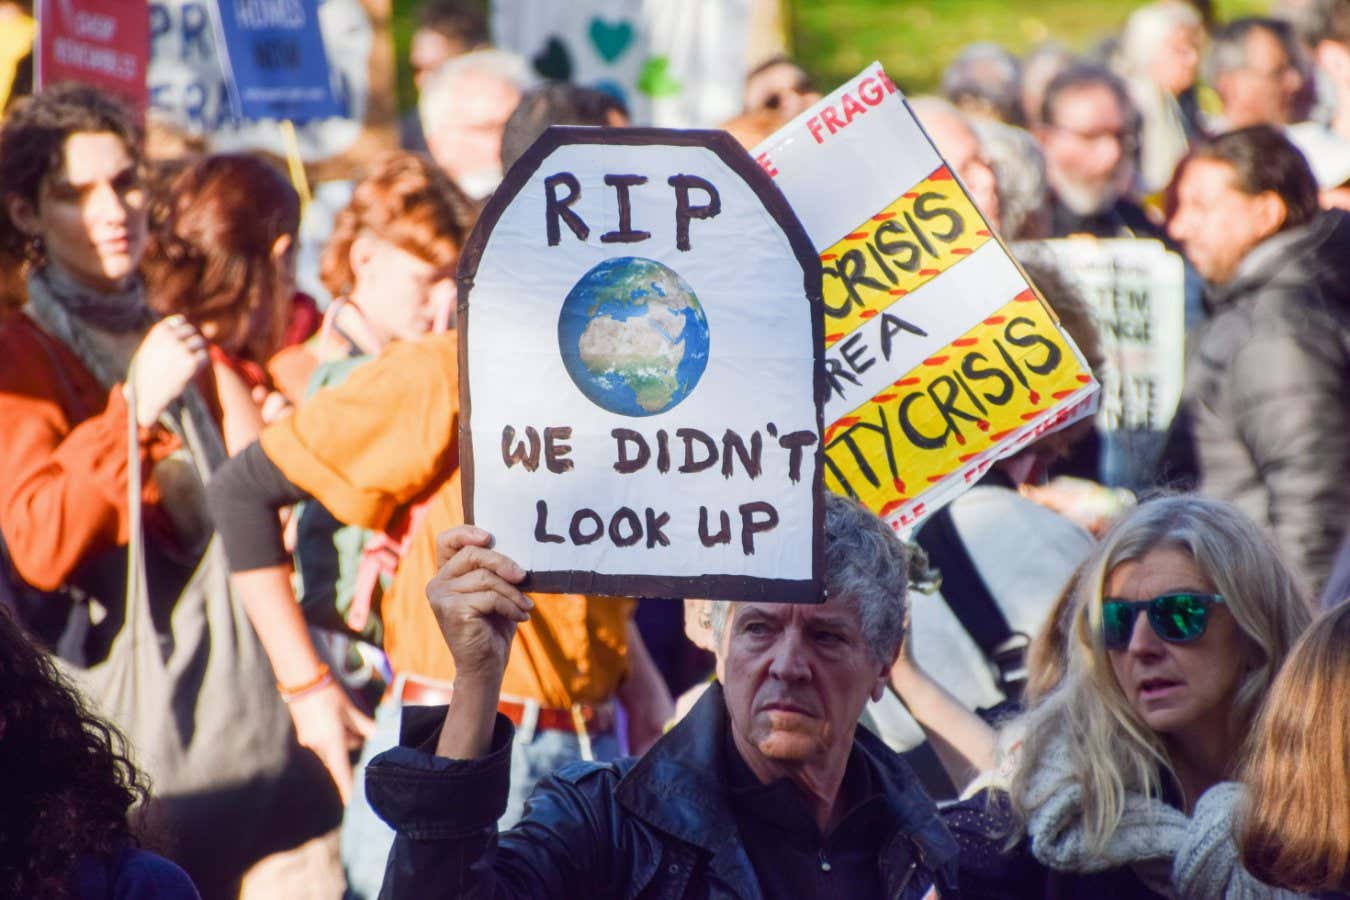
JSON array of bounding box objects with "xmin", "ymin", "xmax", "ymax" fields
[
  {"xmin": 1008, "ymin": 495, "xmax": 1311, "ymax": 854},
  {"xmin": 1023, "ymin": 560, "xmax": 1086, "ymax": 704},
  {"xmin": 1239, "ymin": 602, "xmax": 1350, "ymax": 893}
]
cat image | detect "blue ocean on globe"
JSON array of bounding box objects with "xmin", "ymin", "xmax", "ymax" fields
[{"xmin": 557, "ymin": 256, "xmax": 711, "ymax": 417}]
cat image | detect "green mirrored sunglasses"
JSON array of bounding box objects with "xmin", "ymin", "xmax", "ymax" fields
[{"xmin": 1101, "ymin": 593, "xmax": 1225, "ymax": 650}]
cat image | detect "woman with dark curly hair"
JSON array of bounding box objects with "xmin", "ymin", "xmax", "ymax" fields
[
  {"xmin": 0, "ymin": 604, "xmax": 198, "ymax": 898},
  {"xmin": 0, "ymin": 83, "xmax": 347, "ymax": 896}
]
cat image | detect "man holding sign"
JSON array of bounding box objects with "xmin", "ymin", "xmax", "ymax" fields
[{"xmin": 365, "ymin": 496, "xmax": 959, "ymax": 899}]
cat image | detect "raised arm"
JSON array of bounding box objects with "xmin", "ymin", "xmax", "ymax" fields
[
  {"xmin": 889, "ymin": 631, "xmax": 997, "ymax": 790},
  {"xmin": 425, "ymin": 526, "xmax": 533, "ymax": 758},
  {"xmin": 368, "ymin": 526, "xmax": 635, "ymax": 899}
]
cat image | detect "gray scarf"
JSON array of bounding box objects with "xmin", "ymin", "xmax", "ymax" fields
[
  {"xmin": 25, "ymin": 263, "xmax": 226, "ymax": 555},
  {"xmin": 1023, "ymin": 727, "xmax": 1190, "ymax": 897}
]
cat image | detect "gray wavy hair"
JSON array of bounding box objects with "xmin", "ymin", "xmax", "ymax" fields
[
  {"xmin": 419, "ymin": 48, "xmax": 535, "ymax": 139},
  {"xmin": 707, "ymin": 492, "xmax": 909, "ymax": 665},
  {"xmin": 1119, "ymin": 1, "xmax": 1203, "ymax": 79}
]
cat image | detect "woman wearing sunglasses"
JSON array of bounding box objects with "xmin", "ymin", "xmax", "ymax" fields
[{"xmin": 947, "ymin": 495, "xmax": 1311, "ymax": 899}]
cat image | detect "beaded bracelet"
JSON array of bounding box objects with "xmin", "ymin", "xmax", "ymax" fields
[{"xmin": 279, "ymin": 663, "xmax": 333, "ymax": 704}]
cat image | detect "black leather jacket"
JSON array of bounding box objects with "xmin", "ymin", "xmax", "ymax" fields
[{"xmin": 366, "ymin": 682, "xmax": 961, "ymax": 899}]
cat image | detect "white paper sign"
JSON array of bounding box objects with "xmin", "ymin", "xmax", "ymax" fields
[
  {"xmin": 1018, "ymin": 238, "xmax": 1186, "ymax": 487},
  {"xmin": 459, "ymin": 127, "xmax": 825, "ymax": 602},
  {"xmin": 753, "ymin": 63, "xmax": 1101, "ymax": 531}
]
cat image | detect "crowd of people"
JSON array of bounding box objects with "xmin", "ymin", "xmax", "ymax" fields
[{"xmin": 0, "ymin": 0, "xmax": 1348, "ymax": 897}]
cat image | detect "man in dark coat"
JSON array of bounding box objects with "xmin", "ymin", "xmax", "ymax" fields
[
  {"xmin": 364, "ymin": 493, "xmax": 960, "ymax": 899},
  {"xmin": 1168, "ymin": 125, "xmax": 1350, "ymax": 595}
]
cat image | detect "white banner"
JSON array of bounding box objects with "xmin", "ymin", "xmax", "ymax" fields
[{"xmin": 459, "ymin": 127, "xmax": 825, "ymax": 602}]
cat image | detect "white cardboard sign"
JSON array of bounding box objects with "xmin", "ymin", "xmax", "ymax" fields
[
  {"xmin": 753, "ymin": 63, "xmax": 1101, "ymax": 531},
  {"xmin": 459, "ymin": 127, "xmax": 825, "ymax": 602}
]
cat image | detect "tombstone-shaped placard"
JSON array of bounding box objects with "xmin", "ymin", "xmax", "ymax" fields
[{"xmin": 460, "ymin": 127, "xmax": 825, "ymax": 603}]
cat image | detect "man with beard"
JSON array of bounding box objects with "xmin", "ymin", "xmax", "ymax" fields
[{"xmin": 1036, "ymin": 64, "xmax": 1168, "ymax": 241}]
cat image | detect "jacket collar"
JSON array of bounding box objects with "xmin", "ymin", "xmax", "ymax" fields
[
  {"xmin": 614, "ymin": 682, "xmax": 959, "ymax": 891},
  {"xmin": 1207, "ymin": 209, "xmax": 1346, "ymax": 314}
]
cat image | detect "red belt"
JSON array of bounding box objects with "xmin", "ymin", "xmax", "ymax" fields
[{"xmin": 393, "ymin": 677, "xmax": 615, "ymax": 734}]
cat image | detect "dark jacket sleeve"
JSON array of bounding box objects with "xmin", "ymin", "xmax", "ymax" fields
[
  {"xmin": 204, "ymin": 441, "xmax": 308, "ymax": 572},
  {"xmin": 940, "ymin": 790, "xmax": 1048, "ymax": 900},
  {"xmin": 366, "ymin": 706, "xmax": 627, "ymax": 900},
  {"xmin": 1226, "ymin": 301, "xmax": 1350, "ymax": 594}
]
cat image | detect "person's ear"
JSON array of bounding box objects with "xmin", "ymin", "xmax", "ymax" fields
[
  {"xmin": 1254, "ymin": 190, "xmax": 1289, "ymax": 236},
  {"xmin": 5, "ymin": 193, "xmax": 41, "ymax": 239},
  {"xmin": 871, "ymin": 663, "xmax": 890, "ymax": 703},
  {"xmin": 348, "ymin": 232, "xmax": 378, "ymax": 280}
]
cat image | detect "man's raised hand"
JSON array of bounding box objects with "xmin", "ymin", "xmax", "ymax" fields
[
  {"xmin": 427, "ymin": 526, "xmax": 533, "ymax": 759},
  {"xmin": 427, "ymin": 526, "xmax": 533, "ymax": 687}
]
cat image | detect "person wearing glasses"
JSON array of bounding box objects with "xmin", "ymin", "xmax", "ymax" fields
[
  {"xmin": 943, "ymin": 495, "xmax": 1311, "ymax": 899},
  {"xmin": 1034, "ymin": 63, "xmax": 1169, "ymax": 242}
]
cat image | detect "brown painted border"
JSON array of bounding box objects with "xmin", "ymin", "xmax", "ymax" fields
[{"xmin": 457, "ymin": 126, "xmax": 827, "ymax": 604}]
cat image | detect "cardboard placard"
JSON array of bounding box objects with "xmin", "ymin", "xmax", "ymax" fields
[
  {"xmin": 460, "ymin": 127, "xmax": 825, "ymax": 602},
  {"xmin": 36, "ymin": 0, "xmax": 150, "ymax": 111},
  {"xmin": 208, "ymin": 0, "xmax": 342, "ymax": 122},
  {"xmin": 147, "ymin": 0, "xmax": 396, "ymax": 180},
  {"xmin": 1018, "ymin": 238, "xmax": 1186, "ymax": 487},
  {"xmin": 753, "ymin": 62, "xmax": 1101, "ymax": 530}
]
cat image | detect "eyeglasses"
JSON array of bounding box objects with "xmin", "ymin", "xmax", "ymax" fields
[
  {"xmin": 1049, "ymin": 123, "xmax": 1138, "ymax": 153},
  {"xmin": 1101, "ymin": 593, "xmax": 1225, "ymax": 650}
]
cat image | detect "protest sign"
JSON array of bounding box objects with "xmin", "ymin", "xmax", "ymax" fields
[
  {"xmin": 147, "ymin": 0, "xmax": 396, "ymax": 180},
  {"xmin": 36, "ymin": 0, "xmax": 149, "ymax": 111},
  {"xmin": 492, "ymin": 0, "xmax": 754, "ymax": 127},
  {"xmin": 460, "ymin": 127, "xmax": 825, "ymax": 602},
  {"xmin": 753, "ymin": 63, "xmax": 1100, "ymax": 530},
  {"xmin": 207, "ymin": 0, "xmax": 341, "ymax": 122},
  {"xmin": 1017, "ymin": 238, "xmax": 1186, "ymax": 488}
]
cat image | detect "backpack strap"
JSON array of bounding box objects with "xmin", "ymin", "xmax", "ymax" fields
[
  {"xmin": 346, "ymin": 496, "xmax": 435, "ymax": 634},
  {"xmin": 915, "ymin": 504, "xmax": 1028, "ymax": 703}
]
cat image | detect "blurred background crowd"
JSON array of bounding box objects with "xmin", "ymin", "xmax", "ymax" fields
[{"xmin": 0, "ymin": 0, "xmax": 1348, "ymax": 897}]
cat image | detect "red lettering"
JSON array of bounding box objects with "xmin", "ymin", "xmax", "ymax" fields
[
  {"xmin": 807, "ymin": 116, "xmax": 825, "ymax": 144},
  {"xmin": 841, "ymin": 92, "xmax": 867, "ymax": 123},
  {"xmin": 897, "ymin": 502, "xmax": 928, "ymax": 526},
  {"xmin": 858, "ymin": 77, "xmax": 883, "ymax": 105},
  {"xmin": 755, "ymin": 152, "xmax": 778, "ymax": 177},
  {"xmin": 821, "ymin": 106, "xmax": 845, "ymax": 134},
  {"xmin": 878, "ymin": 70, "xmax": 899, "ymax": 94}
]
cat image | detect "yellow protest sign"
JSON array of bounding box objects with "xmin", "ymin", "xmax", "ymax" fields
[
  {"xmin": 823, "ymin": 290, "xmax": 1093, "ymax": 521},
  {"xmin": 821, "ymin": 166, "xmax": 992, "ymax": 345},
  {"xmin": 755, "ymin": 62, "xmax": 1100, "ymax": 529}
]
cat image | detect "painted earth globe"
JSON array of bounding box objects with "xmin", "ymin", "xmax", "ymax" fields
[{"xmin": 557, "ymin": 256, "xmax": 710, "ymax": 417}]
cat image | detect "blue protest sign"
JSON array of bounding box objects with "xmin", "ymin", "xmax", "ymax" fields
[{"xmin": 209, "ymin": 0, "xmax": 342, "ymax": 122}]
